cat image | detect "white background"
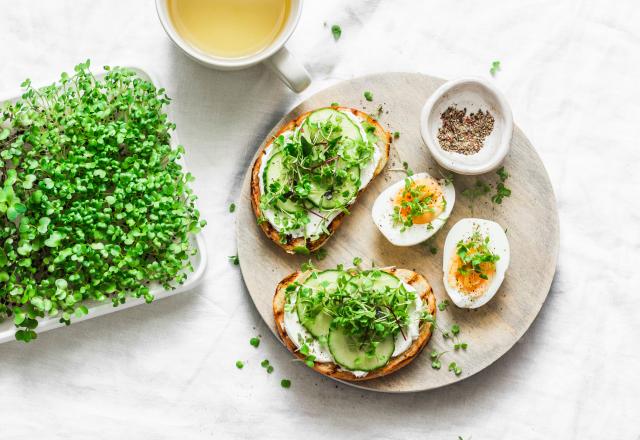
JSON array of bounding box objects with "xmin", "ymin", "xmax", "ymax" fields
[{"xmin": 1, "ymin": 0, "xmax": 639, "ymax": 438}]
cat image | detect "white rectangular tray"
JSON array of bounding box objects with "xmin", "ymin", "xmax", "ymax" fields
[{"xmin": 0, "ymin": 66, "xmax": 207, "ymax": 344}]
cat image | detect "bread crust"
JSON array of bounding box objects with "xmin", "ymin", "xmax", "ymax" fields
[
  {"xmin": 273, "ymin": 267, "xmax": 436, "ymax": 381},
  {"xmin": 251, "ymin": 107, "xmax": 391, "ymax": 254}
]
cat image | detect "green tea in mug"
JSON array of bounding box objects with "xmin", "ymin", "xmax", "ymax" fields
[{"xmin": 167, "ymin": 0, "xmax": 291, "ymax": 59}]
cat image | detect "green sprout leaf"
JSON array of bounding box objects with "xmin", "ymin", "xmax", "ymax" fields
[
  {"xmin": 331, "ymin": 24, "xmax": 342, "ymax": 41},
  {"xmin": 490, "ymin": 60, "xmax": 501, "ymax": 76}
]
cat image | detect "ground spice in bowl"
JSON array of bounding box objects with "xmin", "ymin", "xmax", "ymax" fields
[{"xmin": 437, "ymin": 106, "xmax": 495, "ymax": 155}]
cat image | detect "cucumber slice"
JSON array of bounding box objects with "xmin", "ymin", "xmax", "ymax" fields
[
  {"xmin": 297, "ymin": 270, "xmax": 344, "ymax": 338},
  {"xmin": 263, "ymin": 152, "xmax": 290, "ymax": 192},
  {"xmin": 328, "ymin": 327, "xmax": 395, "ymax": 371},
  {"xmin": 264, "ymin": 152, "xmax": 304, "ymax": 214},
  {"xmin": 276, "ymin": 198, "xmax": 304, "ymax": 214},
  {"xmin": 301, "ymin": 108, "xmax": 363, "ymax": 143},
  {"xmin": 368, "ymin": 270, "xmax": 403, "ymax": 291},
  {"xmin": 307, "ymin": 165, "xmax": 360, "ymax": 210}
]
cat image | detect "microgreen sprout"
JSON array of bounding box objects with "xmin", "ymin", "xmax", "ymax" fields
[
  {"xmin": 236, "ymin": 361, "xmax": 244, "ymax": 369},
  {"xmin": 249, "ymin": 337, "xmax": 260, "ymax": 348},
  {"xmin": 314, "ymin": 248, "xmax": 328, "ymax": 261},
  {"xmin": 229, "ymin": 255, "xmax": 240, "ymax": 265},
  {"xmin": 430, "ymin": 350, "xmax": 447, "ymax": 369},
  {"xmin": 462, "ymin": 180, "xmax": 490, "ymax": 201},
  {"xmin": 490, "ymin": 60, "xmax": 501, "ymax": 76},
  {"xmin": 299, "ymin": 343, "xmax": 317, "ymax": 367},
  {"xmin": 280, "ymin": 379, "xmax": 292, "ymax": 388},
  {"xmin": 300, "ymin": 259, "xmax": 315, "ymax": 272},
  {"xmin": 229, "ymin": 203, "xmax": 236, "ymax": 213},
  {"xmin": 364, "ymin": 91, "xmax": 373, "ymax": 101},
  {"xmin": 497, "ymin": 166, "xmax": 509, "ymax": 181},
  {"xmin": 331, "ymin": 25, "xmax": 341, "ymax": 41},
  {"xmin": 448, "ymin": 361, "xmax": 462, "ymax": 376}
]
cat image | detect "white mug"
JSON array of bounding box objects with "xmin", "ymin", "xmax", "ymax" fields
[{"xmin": 155, "ymin": 0, "xmax": 311, "ymax": 93}]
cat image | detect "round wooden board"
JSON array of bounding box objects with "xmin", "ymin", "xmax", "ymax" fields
[{"xmin": 237, "ymin": 72, "xmax": 559, "ymax": 393}]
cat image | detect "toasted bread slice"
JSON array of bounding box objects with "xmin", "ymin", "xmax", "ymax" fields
[
  {"xmin": 273, "ymin": 267, "xmax": 436, "ymax": 381},
  {"xmin": 251, "ymin": 107, "xmax": 391, "ymax": 254}
]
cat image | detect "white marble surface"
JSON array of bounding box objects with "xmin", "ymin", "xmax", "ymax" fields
[{"xmin": 1, "ymin": 0, "xmax": 639, "ymax": 438}]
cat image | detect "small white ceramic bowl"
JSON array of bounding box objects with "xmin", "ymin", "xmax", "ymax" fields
[{"xmin": 420, "ymin": 77, "xmax": 513, "ymax": 175}]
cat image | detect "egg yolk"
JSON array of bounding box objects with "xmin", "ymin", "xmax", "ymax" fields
[
  {"xmin": 447, "ymin": 249, "xmax": 496, "ymax": 297},
  {"xmin": 393, "ymin": 177, "xmax": 445, "ymax": 225}
]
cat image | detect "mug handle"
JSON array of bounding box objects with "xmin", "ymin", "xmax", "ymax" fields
[{"xmin": 264, "ymin": 46, "xmax": 311, "ymax": 93}]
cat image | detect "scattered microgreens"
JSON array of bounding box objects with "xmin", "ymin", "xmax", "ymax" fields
[
  {"xmin": 330, "ymin": 102, "xmax": 339, "ymax": 107},
  {"xmin": 441, "ymin": 172, "xmax": 454, "ymax": 186},
  {"xmin": 236, "ymin": 361, "xmax": 244, "ymax": 369},
  {"xmin": 364, "ymin": 91, "xmax": 373, "ymax": 101},
  {"xmin": 423, "ymin": 312, "xmax": 467, "ymax": 370},
  {"xmin": 331, "ymin": 24, "xmax": 342, "ymax": 41},
  {"xmin": 448, "ymin": 361, "xmax": 462, "ymax": 376},
  {"xmin": 280, "ymin": 379, "xmax": 292, "ymax": 388},
  {"xmin": 461, "ymin": 168, "xmax": 512, "ymax": 206},
  {"xmin": 314, "ymin": 248, "xmax": 328, "ymax": 261},
  {"xmin": 301, "ymin": 259, "xmax": 315, "ymax": 272},
  {"xmin": 249, "ymin": 337, "xmax": 260, "ymax": 348},
  {"xmin": 229, "ymin": 255, "xmax": 240, "ymax": 265},
  {"xmin": 261, "ymin": 359, "xmax": 275, "ymax": 374},
  {"xmin": 299, "ymin": 343, "xmax": 317, "ymax": 367},
  {"xmin": 438, "ymin": 299, "xmax": 450, "ymax": 311},
  {"xmin": 352, "ymin": 256, "xmax": 362, "ymax": 266},
  {"xmin": 456, "ymin": 230, "xmax": 499, "ymax": 279},
  {"xmin": 492, "ymin": 183, "xmax": 512, "ymax": 204},
  {"xmin": 491, "ymin": 167, "xmax": 512, "ymax": 204},
  {"xmin": 490, "ymin": 60, "xmax": 501, "ymax": 76},
  {"xmin": 0, "ymin": 61, "xmax": 205, "ymax": 342},
  {"xmin": 497, "ymin": 166, "xmax": 509, "ymax": 182},
  {"xmin": 402, "ymin": 161, "xmax": 414, "ymax": 176},
  {"xmin": 229, "ymin": 203, "xmax": 236, "ymax": 213},
  {"xmin": 461, "ymin": 180, "xmax": 491, "ymax": 201},
  {"xmin": 430, "ymin": 349, "xmax": 447, "ymax": 369},
  {"xmin": 429, "ymin": 245, "xmax": 438, "ymax": 255},
  {"xmin": 393, "ymin": 131, "xmax": 400, "ymax": 139}
]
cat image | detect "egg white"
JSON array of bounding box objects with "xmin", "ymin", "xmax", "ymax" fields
[
  {"xmin": 371, "ymin": 172, "xmax": 455, "ymax": 246},
  {"xmin": 442, "ymin": 218, "xmax": 510, "ymax": 308}
]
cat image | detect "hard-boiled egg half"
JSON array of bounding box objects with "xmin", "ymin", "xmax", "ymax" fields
[
  {"xmin": 442, "ymin": 218, "xmax": 510, "ymax": 308},
  {"xmin": 372, "ymin": 172, "xmax": 455, "ymax": 246}
]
